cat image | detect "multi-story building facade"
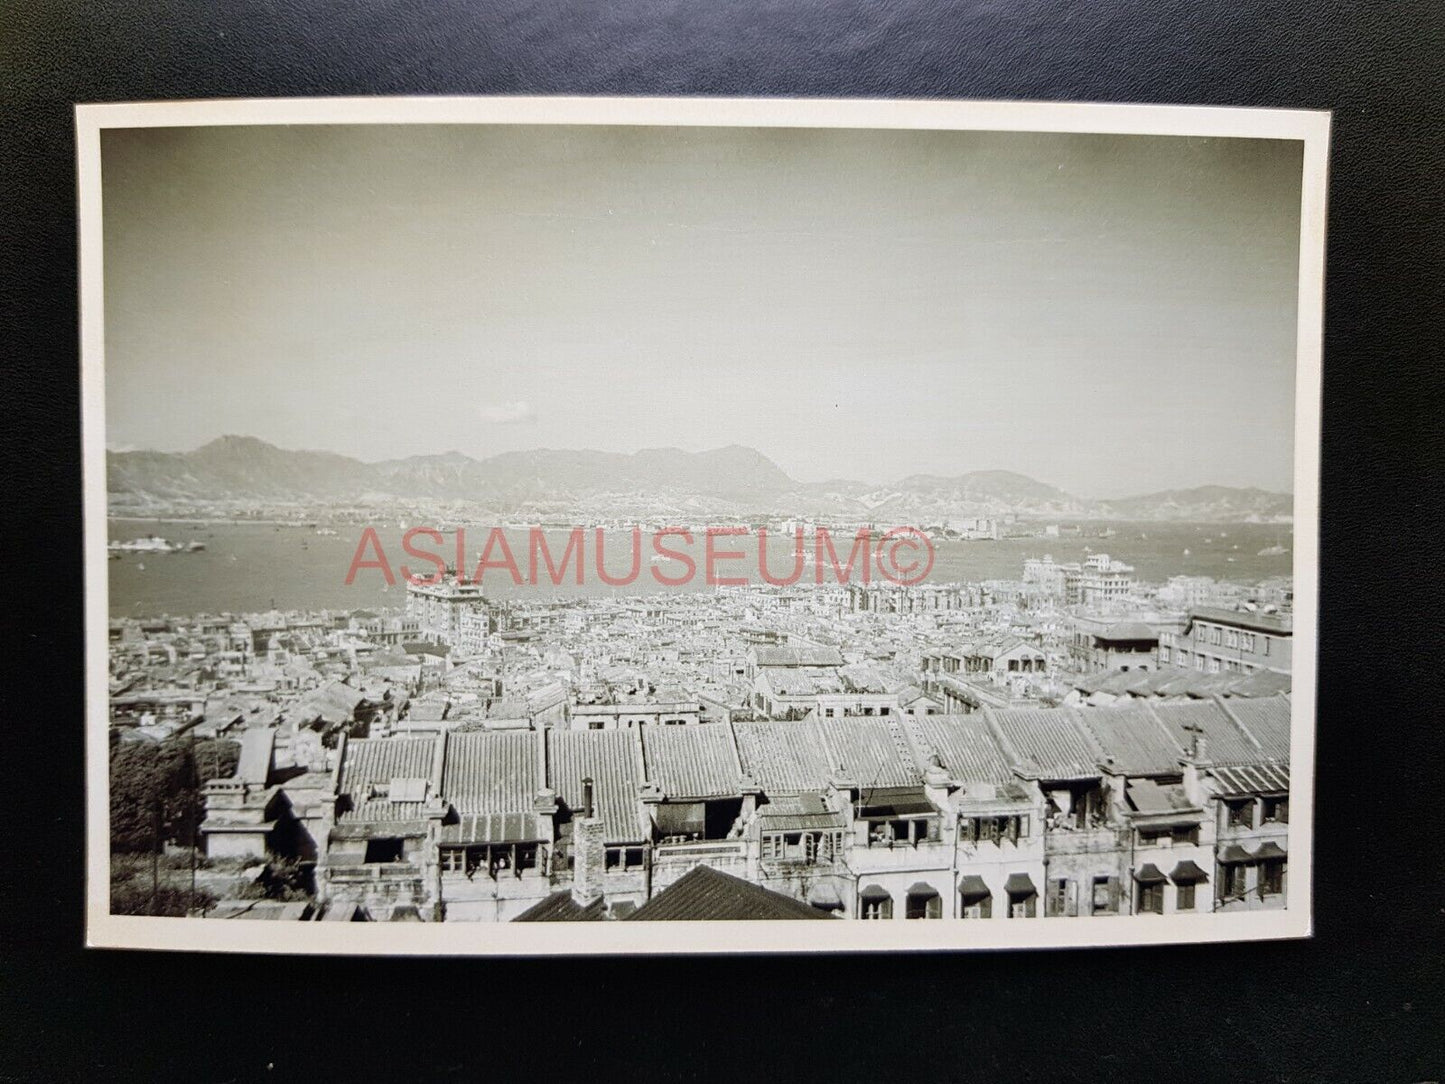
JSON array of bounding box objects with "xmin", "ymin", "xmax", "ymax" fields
[
  {"xmin": 405, "ymin": 577, "xmax": 491, "ymax": 646},
  {"xmin": 214, "ymin": 695, "xmax": 1292, "ymax": 923},
  {"xmin": 1064, "ymin": 553, "xmax": 1137, "ymax": 607},
  {"xmin": 1171, "ymin": 607, "xmax": 1292, "ymax": 675}
]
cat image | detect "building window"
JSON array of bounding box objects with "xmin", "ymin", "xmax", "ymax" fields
[
  {"xmin": 1046, "ymin": 878, "xmax": 1072, "ymax": 917},
  {"xmin": 363, "ymin": 838, "xmax": 404, "ymax": 864},
  {"xmin": 860, "ymin": 890, "xmax": 892, "ymax": 919},
  {"xmin": 1227, "ymin": 799, "xmax": 1255, "ymax": 829},
  {"xmin": 905, "ymin": 887, "xmax": 942, "ymax": 919},
  {"xmin": 439, "ymin": 847, "xmax": 465, "ymax": 873},
  {"xmin": 867, "ymin": 817, "xmax": 940, "ymax": 848},
  {"xmin": 1008, "ymin": 889, "xmax": 1037, "ymax": 919},
  {"xmin": 961, "ymin": 815, "xmax": 1028, "ymax": 845},
  {"xmin": 1262, "ymin": 796, "xmax": 1289, "ymax": 823},
  {"xmin": 961, "ymin": 894, "xmax": 993, "ymax": 919},
  {"xmin": 1261, "ymin": 859, "xmax": 1286, "ymax": 896},
  {"xmin": 604, "ymin": 846, "xmax": 646, "ymax": 871},
  {"xmin": 1139, "ymin": 824, "xmax": 1200, "ymax": 847},
  {"xmin": 763, "ymin": 831, "xmax": 838, "ymax": 864},
  {"xmin": 1176, "ymin": 883, "xmax": 1196, "ymax": 911},
  {"xmin": 1138, "ymin": 882, "xmax": 1164, "ymax": 914},
  {"xmin": 1091, "ymin": 876, "xmax": 1120, "ymax": 914},
  {"xmin": 1223, "ymin": 863, "xmax": 1248, "ymax": 899}
]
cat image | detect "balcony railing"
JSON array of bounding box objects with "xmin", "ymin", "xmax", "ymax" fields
[
  {"xmin": 653, "ymin": 839, "xmax": 747, "ymax": 860},
  {"xmin": 324, "ymin": 862, "xmax": 421, "ymax": 882}
]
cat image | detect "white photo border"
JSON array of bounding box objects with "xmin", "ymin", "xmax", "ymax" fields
[{"xmin": 79, "ymin": 95, "xmax": 1329, "ymax": 956}]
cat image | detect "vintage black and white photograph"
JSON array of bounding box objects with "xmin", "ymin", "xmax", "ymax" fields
[{"xmin": 80, "ymin": 97, "xmax": 1326, "ymax": 953}]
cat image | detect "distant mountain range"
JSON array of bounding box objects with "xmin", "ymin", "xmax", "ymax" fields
[{"xmin": 107, "ymin": 435, "xmax": 1293, "ymax": 522}]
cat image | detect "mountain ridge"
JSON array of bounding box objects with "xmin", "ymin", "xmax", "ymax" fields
[{"xmin": 106, "ymin": 437, "xmax": 1293, "ymax": 521}]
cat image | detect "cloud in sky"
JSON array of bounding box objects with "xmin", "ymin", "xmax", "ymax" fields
[{"xmin": 478, "ymin": 400, "xmax": 537, "ymax": 425}]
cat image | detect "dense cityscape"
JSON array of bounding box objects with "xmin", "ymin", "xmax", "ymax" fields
[{"xmin": 109, "ymin": 526, "xmax": 1293, "ymax": 924}]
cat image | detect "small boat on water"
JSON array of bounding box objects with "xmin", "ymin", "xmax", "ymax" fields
[
  {"xmin": 1183, "ymin": 548, "xmax": 1191, "ymax": 556},
  {"xmin": 1257, "ymin": 544, "xmax": 1288, "ymax": 556},
  {"xmin": 108, "ymin": 535, "xmax": 181, "ymax": 554}
]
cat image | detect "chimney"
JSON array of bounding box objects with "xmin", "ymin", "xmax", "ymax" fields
[
  {"xmin": 1182, "ymin": 735, "xmax": 1210, "ymax": 806},
  {"xmin": 571, "ymin": 777, "xmax": 605, "ymax": 907}
]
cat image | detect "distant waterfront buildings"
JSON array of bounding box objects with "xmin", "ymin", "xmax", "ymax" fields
[
  {"xmin": 406, "ymin": 577, "xmax": 491, "ymax": 644},
  {"xmin": 1022, "ymin": 553, "xmax": 1136, "ymax": 607}
]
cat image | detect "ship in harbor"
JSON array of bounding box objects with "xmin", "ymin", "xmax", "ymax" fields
[{"xmin": 107, "ymin": 535, "xmax": 206, "ymax": 554}]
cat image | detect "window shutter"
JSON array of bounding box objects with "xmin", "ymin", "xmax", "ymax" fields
[
  {"xmin": 1106, "ymin": 877, "xmax": 1120, "ymax": 913},
  {"xmin": 980, "ymin": 894, "xmax": 992, "ymax": 919}
]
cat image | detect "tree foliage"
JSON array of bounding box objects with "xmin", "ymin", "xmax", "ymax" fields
[{"xmin": 109, "ymin": 736, "xmax": 240, "ymax": 853}]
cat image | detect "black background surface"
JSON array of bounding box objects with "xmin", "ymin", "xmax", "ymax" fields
[{"xmin": 2, "ymin": 1, "xmax": 1442, "ymax": 1080}]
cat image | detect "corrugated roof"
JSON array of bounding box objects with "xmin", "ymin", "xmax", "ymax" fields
[
  {"xmin": 337, "ymin": 737, "xmax": 437, "ymax": 796},
  {"xmin": 1149, "ymin": 700, "xmax": 1263, "ymax": 767},
  {"xmin": 626, "ymin": 865, "xmax": 834, "ymax": 921},
  {"xmin": 1076, "ymin": 666, "xmax": 1292, "ymax": 700},
  {"xmin": 1217, "ymin": 696, "xmax": 1292, "ymax": 763},
  {"xmin": 1187, "ymin": 607, "xmax": 1292, "ymax": 635},
  {"xmin": 904, "ymin": 714, "xmax": 1013, "ymax": 785},
  {"xmin": 1098, "ymin": 622, "xmax": 1160, "ymax": 642},
  {"xmin": 512, "ymin": 891, "xmax": 605, "ymax": 922},
  {"xmin": 441, "ymin": 811, "xmax": 549, "ymax": 844},
  {"xmin": 1230, "ymin": 670, "xmax": 1293, "ymax": 698},
  {"xmin": 754, "ymin": 792, "xmax": 844, "ymax": 831},
  {"xmin": 817, "ymin": 718, "xmax": 921, "ymax": 788},
  {"xmin": 334, "ymin": 801, "xmax": 431, "ymax": 828},
  {"xmin": 732, "ymin": 719, "xmax": 835, "ymax": 793},
  {"xmin": 1077, "ymin": 703, "xmax": 1184, "ymax": 776},
  {"xmin": 442, "ymin": 731, "xmax": 542, "ymax": 814},
  {"xmin": 1208, "ymin": 763, "xmax": 1290, "ymax": 796},
  {"xmin": 547, "ymin": 728, "xmax": 646, "ymax": 842},
  {"xmin": 640, "ymin": 723, "xmax": 741, "ymax": 799},
  {"xmin": 987, "ymin": 706, "xmax": 1103, "ymax": 781},
  {"xmin": 1126, "ymin": 779, "xmax": 1194, "ymax": 813},
  {"xmin": 753, "ymin": 645, "xmax": 844, "ymax": 668}
]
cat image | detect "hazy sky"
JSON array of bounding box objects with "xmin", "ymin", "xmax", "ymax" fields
[{"xmin": 102, "ymin": 123, "xmax": 1303, "ymax": 498}]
